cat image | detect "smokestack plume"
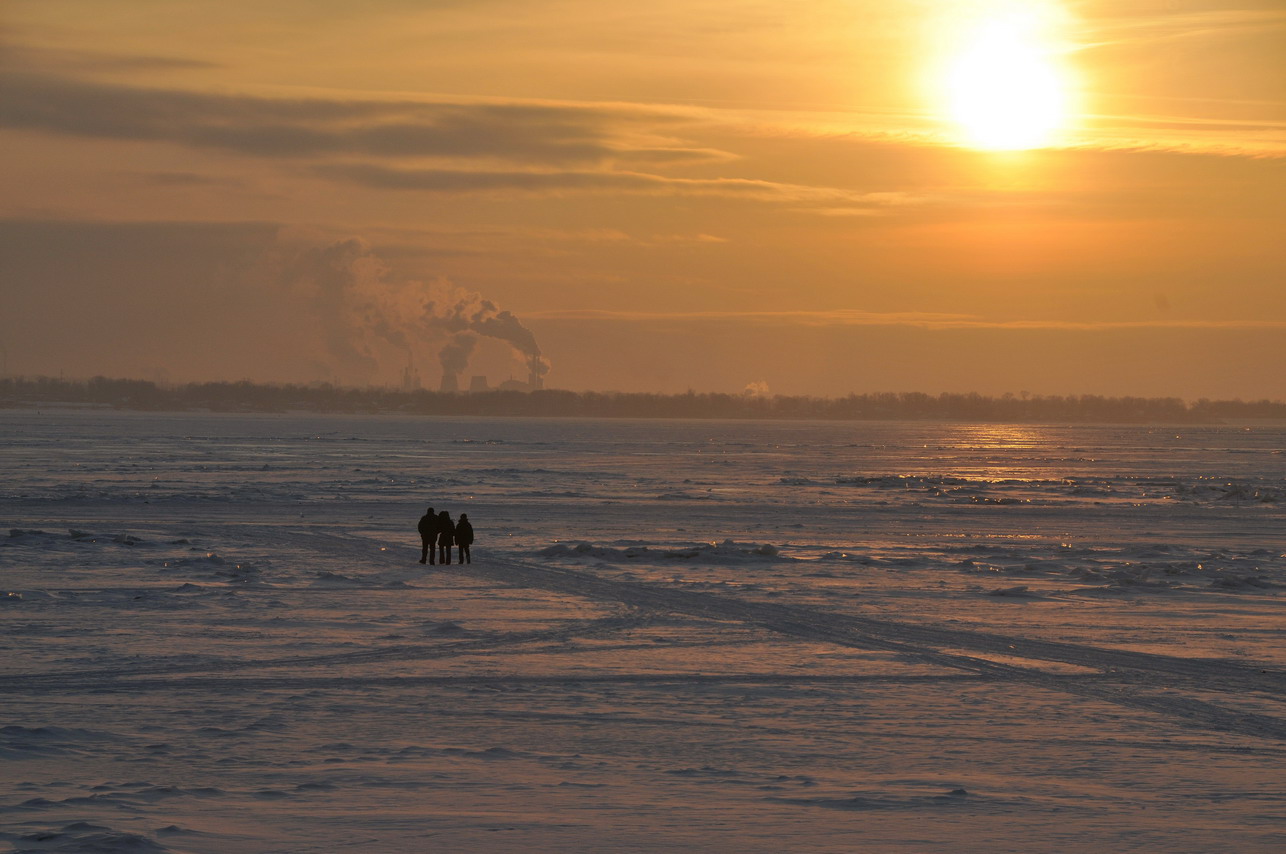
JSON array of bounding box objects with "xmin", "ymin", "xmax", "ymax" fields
[
  {"xmin": 428, "ymin": 299, "xmax": 549, "ymax": 385},
  {"xmin": 280, "ymin": 235, "xmax": 550, "ymax": 388},
  {"xmin": 438, "ymin": 333, "xmax": 475, "ymax": 393}
]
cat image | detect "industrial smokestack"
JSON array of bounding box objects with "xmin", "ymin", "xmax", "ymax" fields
[{"xmin": 400, "ymin": 350, "xmax": 421, "ymax": 391}]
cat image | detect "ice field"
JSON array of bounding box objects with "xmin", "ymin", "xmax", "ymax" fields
[{"xmin": 2, "ymin": 409, "xmax": 1284, "ymax": 852}]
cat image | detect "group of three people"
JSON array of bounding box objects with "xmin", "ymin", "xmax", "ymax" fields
[{"xmin": 418, "ymin": 507, "xmax": 473, "ymax": 565}]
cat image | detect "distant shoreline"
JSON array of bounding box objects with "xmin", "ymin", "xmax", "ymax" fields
[{"xmin": 4, "ymin": 376, "xmax": 1285, "ymax": 424}]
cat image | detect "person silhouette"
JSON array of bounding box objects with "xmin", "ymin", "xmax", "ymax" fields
[
  {"xmin": 455, "ymin": 513, "xmax": 474, "ymax": 564},
  {"xmin": 417, "ymin": 507, "xmax": 438, "ymax": 564},
  {"xmin": 436, "ymin": 510, "xmax": 455, "ymax": 565}
]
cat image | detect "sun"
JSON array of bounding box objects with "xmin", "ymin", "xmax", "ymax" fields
[{"xmin": 939, "ymin": 6, "xmax": 1075, "ymax": 151}]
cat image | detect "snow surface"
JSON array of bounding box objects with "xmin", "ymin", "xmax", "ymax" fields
[{"xmin": 1, "ymin": 410, "xmax": 1284, "ymax": 852}]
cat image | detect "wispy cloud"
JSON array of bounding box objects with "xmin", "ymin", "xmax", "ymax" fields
[
  {"xmin": 131, "ymin": 171, "xmax": 246, "ymax": 188},
  {"xmin": 4, "ymin": 43, "xmax": 224, "ymax": 74},
  {"xmin": 1082, "ymin": 9, "xmax": 1286, "ymax": 48},
  {"xmin": 523, "ymin": 308, "xmax": 1286, "ymax": 331},
  {"xmin": 311, "ymin": 162, "xmax": 901, "ymax": 205},
  {"xmin": 0, "ymin": 71, "xmax": 722, "ymax": 166}
]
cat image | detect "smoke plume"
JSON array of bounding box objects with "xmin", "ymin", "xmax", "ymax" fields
[
  {"xmin": 424, "ymin": 294, "xmax": 552, "ymax": 382},
  {"xmin": 438, "ymin": 332, "xmax": 477, "ymax": 390},
  {"xmin": 279, "ymin": 235, "xmax": 549, "ymax": 387}
]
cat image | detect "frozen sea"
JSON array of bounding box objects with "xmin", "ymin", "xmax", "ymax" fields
[{"xmin": 2, "ymin": 409, "xmax": 1284, "ymax": 853}]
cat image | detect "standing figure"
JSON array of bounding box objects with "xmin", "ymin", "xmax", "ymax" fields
[
  {"xmin": 437, "ymin": 510, "xmax": 455, "ymax": 565},
  {"xmin": 417, "ymin": 506, "xmax": 438, "ymax": 565},
  {"xmin": 455, "ymin": 513, "xmax": 474, "ymax": 564}
]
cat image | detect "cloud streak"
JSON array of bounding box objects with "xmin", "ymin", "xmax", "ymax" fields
[
  {"xmin": 523, "ymin": 308, "xmax": 1286, "ymax": 331},
  {"xmin": 5, "ymin": 44, "xmax": 224, "ymax": 73},
  {"xmin": 311, "ymin": 162, "xmax": 896, "ymax": 204},
  {"xmin": 0, "ymin": 71, "xmax": 720, "ymax": 166},
  {"xmin": 1084, "ymin": 9, "xmax": 1286, "ymax": 48}
]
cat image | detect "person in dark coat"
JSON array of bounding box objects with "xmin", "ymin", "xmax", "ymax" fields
[
  {"xmin": 417, "ymin": 507, "xmax": 438, "ymax": 564},
  {"xmin": 455, "ymin": 513, "xmax": 474, "ymax": 564},
  {"xmin": 436, "ymin": 510, "xmax": 455, "ymax": 565}
]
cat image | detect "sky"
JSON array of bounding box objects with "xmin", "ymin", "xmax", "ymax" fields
[{"xmin": 2, "ymin": 0, "xmax": 1283, "ymax": 398}]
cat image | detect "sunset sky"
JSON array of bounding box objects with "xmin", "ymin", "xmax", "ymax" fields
[{"xmin": 3, "ymin": 0, "xmax": 1283, "ymax": 397}]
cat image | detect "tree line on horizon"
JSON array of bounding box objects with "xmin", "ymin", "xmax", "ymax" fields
[{"xmin": 2, "ymin": 375, "xmax": 1285, "ymax": 422}]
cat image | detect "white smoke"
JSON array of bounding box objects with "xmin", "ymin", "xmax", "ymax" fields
[
  {"xmin": 438, "ymin": 332, "xmax": 477, "ymax": 390},
  {"xmin": 421, "ymin": 289, "xmax": 552, "ymax": 382},
  {"xmin": 279, "ymin": 235, "xmax": 549, "ymax": 387}
]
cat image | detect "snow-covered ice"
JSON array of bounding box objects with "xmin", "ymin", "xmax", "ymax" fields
[{"xmin": 2, "ymin": 410, "xmax": 1284, "ymax": 852}]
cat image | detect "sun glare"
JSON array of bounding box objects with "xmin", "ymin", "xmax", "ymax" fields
[{"xmin": 939, "ymin": 4, "xmax": 1075, "ymax": 151}]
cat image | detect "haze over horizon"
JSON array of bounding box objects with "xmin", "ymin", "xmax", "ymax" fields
[{"xmin": 2, "ymin": 1, "xmax": 1283, "ymax": 399}]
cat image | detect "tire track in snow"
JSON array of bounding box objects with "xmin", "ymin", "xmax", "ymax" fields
[
  {"xmin": 438, "ymin": 550, "xmax": 1286, "ymax": 741},
  {"xmin": 3, "ymin": 671, "xmax": 983, "ymax": 695},
  {"xmin": 17, "ymin": 525, "xmax": 1278, "ymax": 740},
  {"xmin": 459, "ymin": 554, "xmax": 1284, "ymax": 688},
  {"xmin": 270, "ymin": 529, "xmax": 1286, "ymax": 738},
  {"xmin": 274, "ymin": 530, "xmax": 1286, "ymax": 740}
]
